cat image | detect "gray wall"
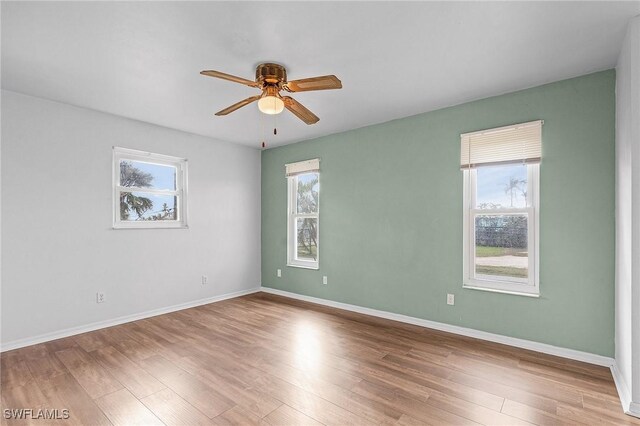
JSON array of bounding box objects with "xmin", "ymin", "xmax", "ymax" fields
[
  {"xmin": 615, "ymin": 14, "xmax": 640, "ymax": 415},
  {"xmin": 1, "ymin": 90, "xmax": 261, "ymax": 346}
]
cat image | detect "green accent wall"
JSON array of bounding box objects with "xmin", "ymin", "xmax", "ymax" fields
[{"xmin": 261, "ymin": 70, "xmax": 616, "ymax": 357}]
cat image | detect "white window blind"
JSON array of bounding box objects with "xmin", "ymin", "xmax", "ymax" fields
[
  {"xmin": 285, "ymin": 158, "xmax": 320, "ymax": 177},
  {"xmin": 460, "ymin": 120, "xmax": 542, "ymax": 169}
]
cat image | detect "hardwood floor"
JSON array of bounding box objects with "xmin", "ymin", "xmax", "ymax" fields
[{"xmin": 1, "ymin": 292, "xmax": 637, "ymax": 425}]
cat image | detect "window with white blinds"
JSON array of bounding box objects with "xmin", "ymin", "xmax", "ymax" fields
[
  {"xmin": 460, "ymin": 120, "xmax": 543, "ymax": 169},
  {"xmin": 285, "ymin": 158, "xmax": 320, "ymax": 177},
  {"xmin": 286, "ymin": 158, "xmax": 320, "ymax": 269},
  {"xmin": 461, "ymin": 121, "xmax": 542, "ymax": 297}
]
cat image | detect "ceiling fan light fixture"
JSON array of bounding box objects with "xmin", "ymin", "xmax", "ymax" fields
[
  {"xmin": 258, "ymin": 86, "xmax": 284, "ymax": 115},
  {"xmin": 258, "ymin": 95, "xmax": 284, "ymax": 115}
]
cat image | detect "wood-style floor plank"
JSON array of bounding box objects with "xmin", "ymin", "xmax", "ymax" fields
[
  {"xmin": 212, "ymin": 406, "xmax": 263, "ymax": 426},
  {"xmin": 0, "ymin": 379, "xmax": 49, "ymax": 426},
  {"xmin": 95, "ymin": 388, "xmax": 163, "ymax": 425},
  {"xmin": 395, "ymin": 413, "xmax": 431, "ymax": 425},
  {"xmin": 500, "ymin": 399, "xmax": 580, "ymax": 426},
  {"xmin": 141, "ymin": 388, "xmax": 213, "ymax": 425},
  {"xmin": 74, "ymin": 332, "xmax": 111, "ymax": 353},
  {"xmin": 253, "ymin": 374, "xmax": 366, "ymax": 425},
  {"xmin": 1, "ymin": 292, "xmax": 638, "ymax": 426},
  {"xmin": 175, "ymin": 355, "xmax": 283, "ymax": 419},
  {"xmin": 0, "ymin": 360, "xmax": 34, "ymax": 390},
  {"xmin": 55, "ymin": 347, "xmax": 123, "ymax": 399},
  {"xmin": 352, "ymin": 379, "xmax": 479, "ymax": 425},
  {"xmin": 20, "ymin": 344, "xmax": 68, "ymax": 388},
  {"xmin": 138, "ymin": 354, "xmax": 235, "ymax": 418},
  {"xmin": 262, "ymin": 403, "xmax": 324, "ymax": 426},
  {"xmin": 37, "ymin": 373, "xmax": 112, "ymax": 425},
  {"xmin": 90, "ymin": 345, "xmax": 165, "ymax": 399}
]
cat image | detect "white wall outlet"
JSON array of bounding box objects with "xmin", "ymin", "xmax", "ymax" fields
[
  {"xmin": 96, "ymin": 292, "xmax": 106, "ymax": 304},
  {"xmin": 447, "ymin": 293, "xmax": 455, "ymax": 305},
  {"xmin": 277, "ymin": 269, "xmax": 282, "ymax": 278},
  {"xmin": 322, "ymin": 276, "xmax": 328, "ymax": 285},
  {"xmin": 201, "ymin": 275, "xmax": 208, "ymax": 285}
]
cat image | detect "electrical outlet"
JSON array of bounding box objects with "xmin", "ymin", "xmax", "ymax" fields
[
  {"xmin": 202, "ymin": 275, "xmax": 208, "ymax": 285},
  {"xmin": 277, "ymin": 269, "xmax": 282, "ymax": 278},
  {"xmin": 96, "ymin": 292, "xmax": 106, "ymax": 304},
  {"xmin": 447, "ymin": 293, "xmax": 455, "ymax": 305},
  {"xmin": 322, "ymin": 276, "xmax": 328, "ymax": 285}
]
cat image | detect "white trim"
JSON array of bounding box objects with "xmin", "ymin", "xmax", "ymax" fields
[
  {"xmin": 612, "ymin": 363, "xmax": 634, "ymax": 415},
  {"xmin": 630, "ymin": 402, "xmax": 640, "ymax": 418},
  {"xmin": 462, "ymin": 164, "xmax": 540, "ymax": 296},
  {"xmin": 286, "ymin": 263, "xmax": 319, "ymax": 270},
  {"xmin": 260, "ymin": 286, "xmax": 614, "ymax": 367},
  {"xmin": 0, "ymin": 287, "xmax": 260, "ymax": 353},
  {"xmin": 462, "ymin": 284, "xmax": 540, "ymax": 298},
  {"xmin": 113, "ymin": 146, "xmax": 189, "ymax": 229},
  {"xmin": 611, "ymin": 362, "xmax": 640, "ymax": 418},
  {"xmin": 287, "ymin": 172, "xmax": 319, "ymax": 269}
]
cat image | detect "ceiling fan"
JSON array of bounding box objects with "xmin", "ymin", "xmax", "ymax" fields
[{"xmin": 200, "ymin": 63, "xmax": 342, "ymax": 125}]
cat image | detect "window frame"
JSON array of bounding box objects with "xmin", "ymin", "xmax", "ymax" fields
[
  {"xmin": 462, "ymin": 164, "xmax": 540, "ymax": 296},
  {"xmin": 112, "ymin": 147, "xmax": 188, "ymax": 230},
  {"xmin": 287, "ymin": 172, "xmax": 320, "ymax": 269}
]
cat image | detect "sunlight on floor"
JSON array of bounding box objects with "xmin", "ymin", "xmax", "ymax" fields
[{"xmin": 293, "ymin": 321, "xmax": 322, "ymax": 372}]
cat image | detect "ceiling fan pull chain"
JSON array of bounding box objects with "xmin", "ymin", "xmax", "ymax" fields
[{"xmin": 259, "ymin": 108, "xmax": 266, "ymax": 148}]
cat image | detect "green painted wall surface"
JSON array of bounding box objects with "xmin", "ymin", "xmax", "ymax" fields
[{"xmin": 261, "ymin": 70, "xmax": 615, "ymax": 357}]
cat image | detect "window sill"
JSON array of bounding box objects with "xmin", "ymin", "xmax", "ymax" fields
[
  {"xmin": 463, "ymin": 284, "xmax": 539, "ymax": 298},
  {"xmin": 287, "ymin": 263, "xmax": 319, "ymax": 270},
  {"xmin": 113, "ymin": 224, "xmax": 189, "ymax": 230}
]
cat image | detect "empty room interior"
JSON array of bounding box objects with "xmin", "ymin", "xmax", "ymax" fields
[{"xmin": 2, "ymin": 1, "xmax": 640, "ymax": 425}]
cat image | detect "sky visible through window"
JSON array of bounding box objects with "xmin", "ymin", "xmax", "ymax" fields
[
  {"xmin": 122, "ymin": 161, "xmax": 177, "ymax": 220},
  {"xmin": 297, "ymin": 173, "xmax": 319, "ymax": 191},
  {"xmin": 476, "ymin": 163, "xmax": 527, "ymax": 208},
  {"xmin": 132, "ymin": 161, "xmax": 176, "ymax": 190}
]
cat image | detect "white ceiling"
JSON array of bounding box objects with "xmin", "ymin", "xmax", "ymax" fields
[{"xmin": 2, "ymin": 2, "xmax": 639, "ymax": 148}]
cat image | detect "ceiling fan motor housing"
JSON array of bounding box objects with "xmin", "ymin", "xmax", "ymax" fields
[{"xmin": 256, "ymin": 63, "xmax": 287, "ymax": 86}]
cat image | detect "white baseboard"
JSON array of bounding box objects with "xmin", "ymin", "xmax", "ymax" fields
[
  {"xmin": 611, "ymin": 363, "xmax": 640, "ymax": 418},
  {"xmin": 630, "ymin": 402, "xmax": 640, "ymax": 418},
  {"xmin": 260, "ymin": 286, "xmax": 614, "ymax": 367},
  {"xmin": 0, "ymin": 287, "xmax": 261, "ymax": 352}
]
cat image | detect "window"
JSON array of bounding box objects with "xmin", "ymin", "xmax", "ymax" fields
[
  {"xmin": 286, "ymin": 159, "xmax": 320, "ymax": 269},
  {"xmin": 113, "ymin": 147, "xmax": 188, "ymax": 229},
  {"xmin": 461, "ymin": 121, "xmax": 542, "ymax": 296}
]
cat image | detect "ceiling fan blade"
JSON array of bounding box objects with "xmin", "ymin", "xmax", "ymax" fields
[
  {"xmin": 285, "ymin": 75, "xmax": 342, "ymax": 92},
  {"xmin": 215, "ymin": 95, "xmax": 262, "ymax": 116},
  {"xmin": 282, "ymin": 96, "xmax": 319, "ymax": 125},
  {"xmin": 200, "ymin": 70, "xmax": 259, "ymax": 88}
]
